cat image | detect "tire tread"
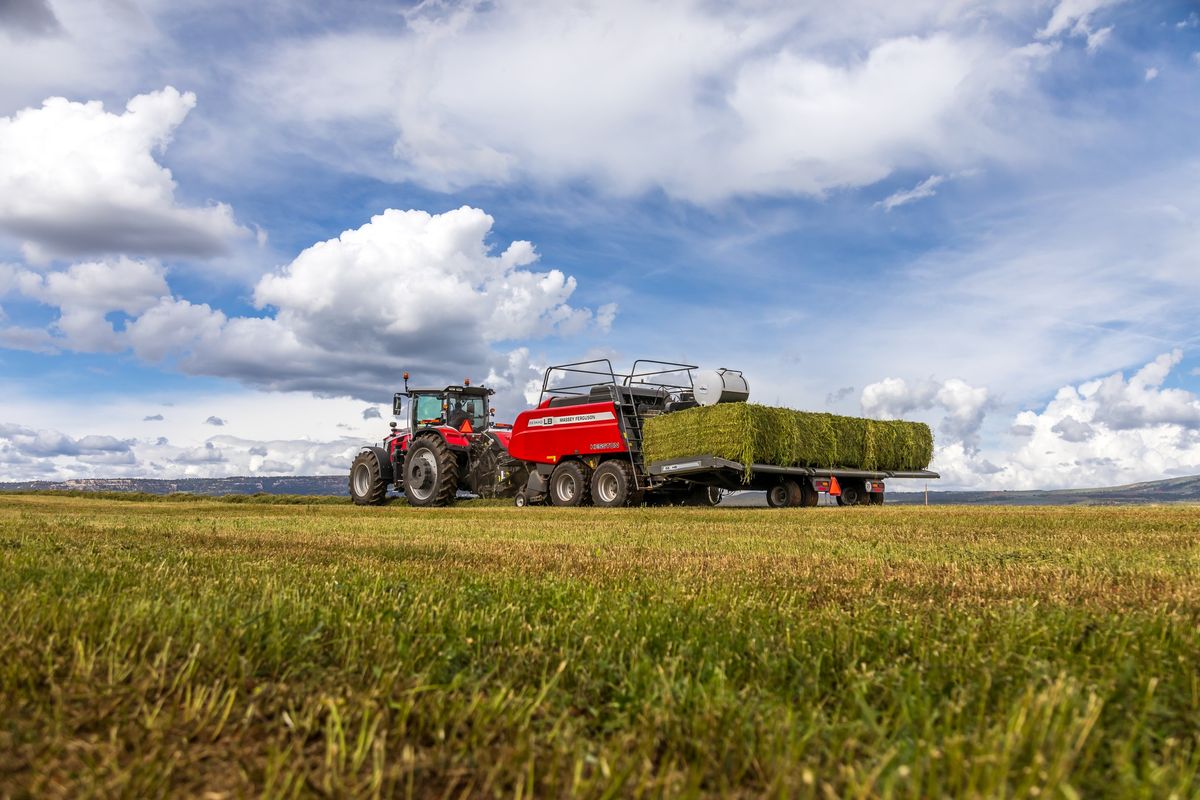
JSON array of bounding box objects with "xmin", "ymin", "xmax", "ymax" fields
[
  {"xmin": 403, "ymin": 434, "xmax": 459, "ymax": 507},
  {"xmin": 349, "ymin": 451, "xmax": 388, "ymax": 506}
]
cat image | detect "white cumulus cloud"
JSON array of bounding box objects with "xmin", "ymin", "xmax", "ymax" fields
[
  {"xmin": 1003, "ymin": 351, "xmax": 1200, "ymax": 488},
  {"xmin": 861, "ymin": 375, "xmax": 991, "ymax": 451},
  {"xmin": 1, "ymin": 206, "xmax": 615, "ymax": 406},
  {"xmin": 153, "ymin": 206, "xmax": 615, "ymax": 399},
  {"xmin": 0, "ymin": 87, "xmax": 248, "ymax": 260},
  {"xmin": 0, "ymin": 257, "xmax": 168, "ymax": 352},
  {"xmin": 248, "ymin": 1, "xmax": 1056, "ymax": 202}
]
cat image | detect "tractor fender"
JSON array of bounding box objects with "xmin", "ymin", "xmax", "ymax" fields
[
  {"xmin": 412, "ymin": 427, "xmax": 472, "ymax": 451},
  {"xmin": 358, "ymin": 446, "xmax": 394, "ymax": 483}
]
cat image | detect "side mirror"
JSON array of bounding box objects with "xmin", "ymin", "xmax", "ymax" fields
[{"xmin": 393, "ymin": 393, "xmax": 403, "ymax": 416}]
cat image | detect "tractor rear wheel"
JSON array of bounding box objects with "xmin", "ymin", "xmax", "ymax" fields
[
  {"xmin": 403, "ymin": 435, "xmax": 459, "ymax": 507},
  {"xmin": 549, "ymin": 461, "xmax": 591, "ymax": 507},
  {"xmin": 349, "ymin": 451, "xmax": 388, "ymax": 506},
  {"xmin": 591, "ymin": 460, "xmax": 634, "ymax": 507}
]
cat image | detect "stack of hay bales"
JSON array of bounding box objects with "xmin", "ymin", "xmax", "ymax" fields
[{"xmin": 642, "ymin": 403, "xmax": 933, "ymax": 475}]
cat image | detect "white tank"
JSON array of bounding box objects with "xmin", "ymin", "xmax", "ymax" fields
[{"xmin": 692, "ymin": 368, "xmax": 750, "ymax": 406}]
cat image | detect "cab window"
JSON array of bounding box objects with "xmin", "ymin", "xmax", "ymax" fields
[
  {"xmin": 447, "ymin": 396, "xmax": 487, "ymax": 430},
  {"xmin": 414, "ymin": 395, "xmax": 444, "ymax": 425}
]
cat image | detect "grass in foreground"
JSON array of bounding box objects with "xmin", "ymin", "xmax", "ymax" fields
[{"xmin": 0, "ymin": 495, "xmax": 1197, "ymax": 798}]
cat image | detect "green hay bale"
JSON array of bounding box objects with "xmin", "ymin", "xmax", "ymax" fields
[{"xmin": 642, "ymin": 403, "xmax": 933, "ymax": 476}]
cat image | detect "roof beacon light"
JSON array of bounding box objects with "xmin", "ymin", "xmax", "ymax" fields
[{"xmin": 464, "ymin": 378, "xmax": 471, "ymax": 386}]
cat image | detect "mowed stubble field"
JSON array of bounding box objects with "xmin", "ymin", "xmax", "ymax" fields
[{"xmin": 0, "ymin": 494, "xmax": 1197, "ymax": 798}]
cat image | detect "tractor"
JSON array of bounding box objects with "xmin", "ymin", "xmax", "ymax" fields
[{"xmin": 348, "ymin": 373, "xmax": 528, "ymax": 506}]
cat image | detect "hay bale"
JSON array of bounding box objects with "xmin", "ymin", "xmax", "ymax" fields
[{"xmin": 641, "ymin": 403, "xmax": 933, "ymax": 476}]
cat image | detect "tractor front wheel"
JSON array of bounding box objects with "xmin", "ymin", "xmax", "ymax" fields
[
  {"xmin": 549, "ymin": 461, "xmax": 591, "ymax": 507},
  {"xmin": 349, "ymin": 451, "xmax": 389, "ymax": 506},
  {"xmin": 403, "ymin": 435, "xmax": 459, "ymax": 507}
]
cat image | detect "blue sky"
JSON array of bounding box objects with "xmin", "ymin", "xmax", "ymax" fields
[{"xmin": 2, "ymin": 0, "xmax": 1200, "ymax": 488}]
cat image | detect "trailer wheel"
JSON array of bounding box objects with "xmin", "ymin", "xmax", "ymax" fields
[
  {"xmin": 591, "ymin": 460, "xmax": 633, "ymax": 507},
  {"xmin": 549, "ymin": 461, "xmax": 591, "ymax": 507},
  {"xmin": 836, "ymin": 481, "xmax": 864, "ymax": 506},
  {"xmin": 674, "ymin": 484, "xmax": 722, "ymax": 506},
  {"xmin": 403, "ymin": 434, "xmax": 459, "ymax": 507},
  {"xmin": 868, "ymin": 491, "xmax": 884, "ymax": 505},
  {"xmin": 767, "ymin": 479, "xmax": 803, "ymax": 508},
  {"xmin": 801, "ymin": 481, "xmax": 820, "ymax": 507},
  {"xmin": 349, "ymin": 451, "xmax": 388, "ymax": 506}
]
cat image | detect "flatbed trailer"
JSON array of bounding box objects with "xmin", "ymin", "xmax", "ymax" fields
[{"xmin": 649, "ymin": 455, "xmax": 940, "ymax": 506}]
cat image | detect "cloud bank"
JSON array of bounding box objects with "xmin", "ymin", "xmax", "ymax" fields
[
  {"xmin": 0, "ymin": 205, "xmax": 614, "ymax": 407},
  {"xmin": 248, "ymin": 0, "xmax": 1082, "ymax": 202},
  {"xmin": 877, "ymin": 352, "xmax": 1200, "ymax": 490},
  {"xmin": 0, "ymin": 87, "xmax": 246, "ymax": 260}
]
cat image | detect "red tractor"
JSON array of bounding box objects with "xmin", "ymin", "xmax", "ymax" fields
[{"xmin": 349, "ymin": 373, "xmax": 528, "ymax": 506}]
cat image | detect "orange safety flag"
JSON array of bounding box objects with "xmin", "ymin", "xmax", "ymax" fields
[
  {"xmin": 459, "ymin": 419, "xmax": 473, "ymax": 433},
  {"xmin": 828, "ymin": 476, "xmax": 841, "ymax": 496}
]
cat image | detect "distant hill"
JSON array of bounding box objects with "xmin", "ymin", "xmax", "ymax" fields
[
  {"xmin": 0, "ymin": 476, "xmax": 348, "ymax": 496},
  {"xmin": 3, "ymin": 474, "xmax": 1200, "ymax": 506},
  {"xmin": 722, "ymin": 474, "xmax": 1200, "ymax": 506}
]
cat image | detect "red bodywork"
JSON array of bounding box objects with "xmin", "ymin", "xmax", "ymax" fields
[
  {"xmin": 385, "ymin": 426, "xmax": 512, "ymax": 462},
  {"xmin": 508, "ymin": 398, "xmax": 628, "ymax": 465}
]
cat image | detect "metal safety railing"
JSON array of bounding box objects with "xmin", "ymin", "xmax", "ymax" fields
[{"xmin": 539, "ymin": 359, "xmax": 699, "ymax": 489}]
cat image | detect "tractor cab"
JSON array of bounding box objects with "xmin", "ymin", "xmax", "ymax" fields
[{"xmin": 398, "ymin": 385, "xmax": 493, "ymax": 434}]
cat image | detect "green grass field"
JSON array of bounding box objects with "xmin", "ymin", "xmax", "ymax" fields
[{"xmin": 1, "ymin": 494, "xmax": 1197, "ymax": 798}]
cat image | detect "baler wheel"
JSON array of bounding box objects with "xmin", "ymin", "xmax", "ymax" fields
[
  {"xmin": 402, "ymin": 434, "xmax": 459, "ymax": 507},
  {"xmin": 349, "ymin": 451, "xmax": 388, "ymax": 506},
  {"xmin": 548, "ymin": 461, "xmax": 591, "ymax": 507},
  {"xmin": 591, "ymin": 460, "xmax": 634, "ymax": 507}
]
